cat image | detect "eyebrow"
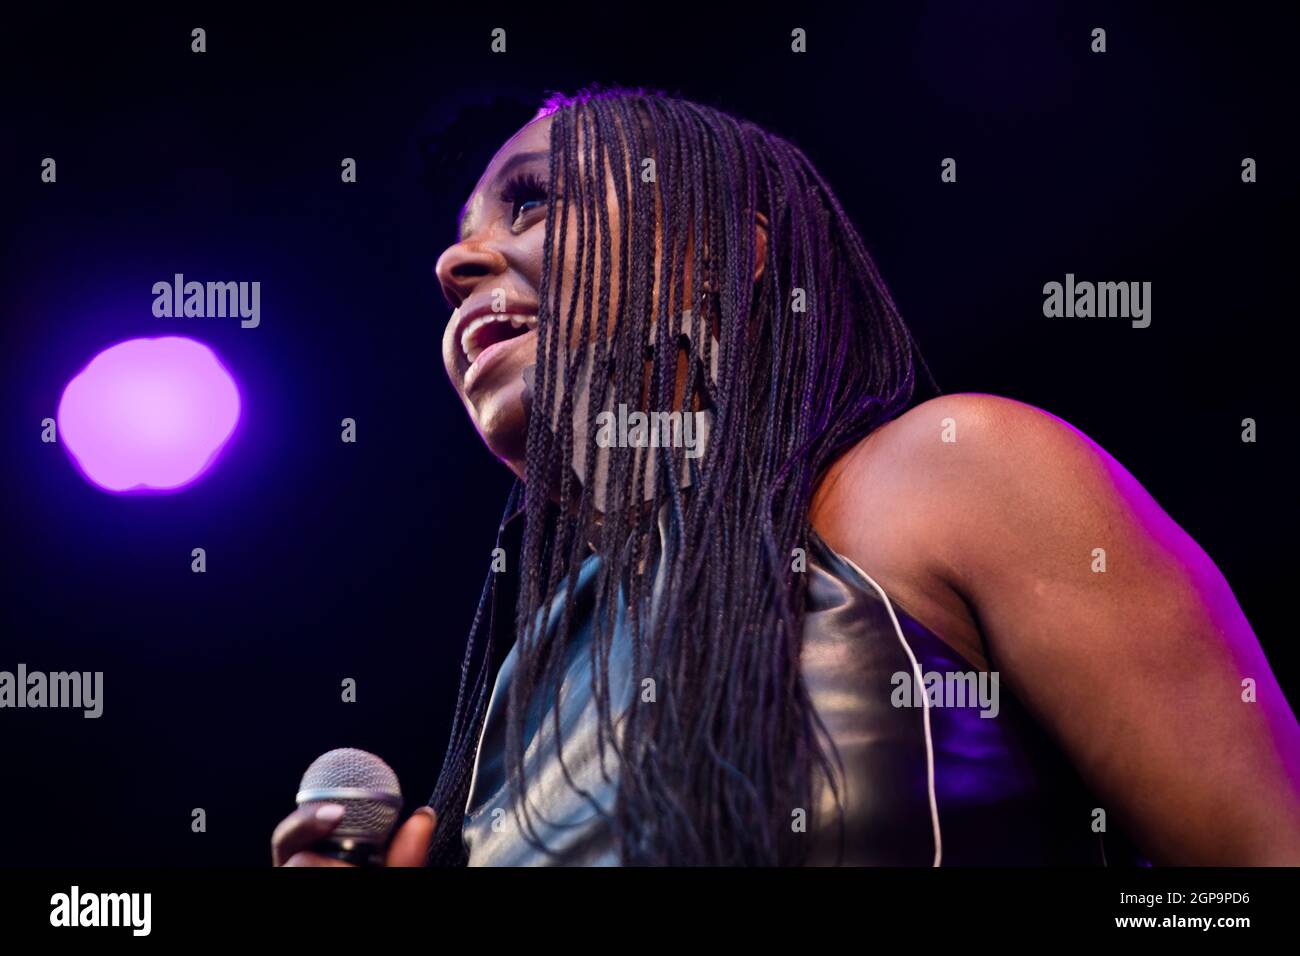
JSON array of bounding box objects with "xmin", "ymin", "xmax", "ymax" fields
[{"xmin": 457, "ymin": 149, "xmax": 550, "ymax": 242}]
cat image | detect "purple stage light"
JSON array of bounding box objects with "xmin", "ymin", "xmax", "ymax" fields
[{"xmin": 58, "ymin": 337, "xmax": 241, "ymax": 493}]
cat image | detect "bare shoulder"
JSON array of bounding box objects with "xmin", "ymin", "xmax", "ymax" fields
[
  {"xmin": 816, "ymin": 395, "xmax": 1300, "ymax": 865},
  {"xmin": 817, "ymin": 392, "xmax": 1139, "ymax": 532},
  {"xmin": 843, "ymin": 392, "xmax": 1109, "ymax": 476},
  {"xmin": 810, "ymin": 391, "xmax": 1191, "ymax": 666},
  {"xmin": 815, "ymin": 392, "xmax": 1106, "ymax": 526},
  {"xmin": 808, "ymin": 392, "xmax": 1098, "ymax": 669}
]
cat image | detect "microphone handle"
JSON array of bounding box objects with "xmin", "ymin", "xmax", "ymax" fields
[{"xmin": 308, "ymin": 834, "xmax": 387, "ymax": 867}]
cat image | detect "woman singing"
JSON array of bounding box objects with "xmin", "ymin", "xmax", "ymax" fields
[{"xmin": 273, "ymin": 87, "xmax": 1300, "ymax": 867}]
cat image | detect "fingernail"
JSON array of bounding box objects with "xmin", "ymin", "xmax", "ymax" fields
[
  {"xmin": 413, "ymin": 806, "xmax": 436, "ymax": 822},
  {"xmin": 315, "ymin": 803, "xmax": 346, "ymax": 822}
]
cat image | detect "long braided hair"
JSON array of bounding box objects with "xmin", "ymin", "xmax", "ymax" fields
[{"xmin": 429, "ymin": 86, "xmax": 927, "ymax": 865}]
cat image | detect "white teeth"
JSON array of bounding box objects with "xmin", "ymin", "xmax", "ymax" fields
[{"xmin": 460, "ymin": 313, "xmax": 538, "ymax": 365}]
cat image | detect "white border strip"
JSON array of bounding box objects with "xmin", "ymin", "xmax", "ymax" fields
[{"xmin": 829, "ymin": 549, "xmax": 943, "ymax": 867}]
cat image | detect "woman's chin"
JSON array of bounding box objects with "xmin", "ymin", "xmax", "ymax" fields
[{"xmin": 472, "ymin": 388, "xmax": 528, "ymax": 471}]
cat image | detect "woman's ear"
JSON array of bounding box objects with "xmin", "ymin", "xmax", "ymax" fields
[{"xmin": 753, "ymin": 211, "xmax": 770, "ymax": 283}]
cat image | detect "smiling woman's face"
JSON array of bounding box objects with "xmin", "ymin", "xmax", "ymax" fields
[
  {"xmin": 436, "ymin": 113, "xmax": 555, "ymax": 479},
  {"xmin": 438, "ymin": 107, "xmax": 742, "ymax": 483}
]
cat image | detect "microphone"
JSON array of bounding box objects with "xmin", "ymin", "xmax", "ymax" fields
[{"xmin": 295, "ymin": 748, "xmax": 403, "ymax": 867}]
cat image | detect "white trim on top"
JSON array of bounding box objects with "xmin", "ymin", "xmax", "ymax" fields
[{"xmin": 826, "ymin": 548, "xmax": 944, "ymax": 867}]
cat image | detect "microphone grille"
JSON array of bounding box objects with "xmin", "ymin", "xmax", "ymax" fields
[{"xmin": 297, "ymin": 748, "xmax": 403, "ymax": 841}]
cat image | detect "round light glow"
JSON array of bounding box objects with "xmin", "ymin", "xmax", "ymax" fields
[{"xmin": 58, "ymin": 337, "xmax": 241, "ymax": 493}]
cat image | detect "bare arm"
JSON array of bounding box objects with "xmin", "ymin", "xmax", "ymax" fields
[{"xmin": 825, "ymin": 393, "xmax": 1300, "ymax": 864}]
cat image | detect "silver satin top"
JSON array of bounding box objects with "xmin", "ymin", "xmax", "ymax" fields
[{"xmin": 462, "ymin": 517, "xmax": 1138, "ymax": 866}]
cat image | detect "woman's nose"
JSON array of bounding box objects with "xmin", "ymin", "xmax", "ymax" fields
[{"xmin": 435, "ymin": 241, "xmax": 508, "ymax": 309}]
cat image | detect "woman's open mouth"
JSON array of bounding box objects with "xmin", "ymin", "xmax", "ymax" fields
[
  {"xmin": 460, "ymin": 312, "xmax": 538, "ymax": 392},
  {"xmin": 460, "ymin": 312, "xmax": 537, "ymax": 364}
]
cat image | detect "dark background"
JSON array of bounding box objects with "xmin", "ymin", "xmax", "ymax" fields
[{"xmin": 0, "ymin": 3, "xmax": 1294, "ymax": 865}]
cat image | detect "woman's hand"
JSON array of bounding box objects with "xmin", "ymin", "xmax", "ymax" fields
[{"xmin": 272, "ymin": 803, "xmax": 437, "ymax": 867}]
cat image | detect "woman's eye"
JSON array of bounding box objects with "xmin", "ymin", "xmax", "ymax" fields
[
  {"xmin": 514, "ymin": 198, "xmax": 545, "ymax": 220},
  {"xmin": 501, "ymin": 172, "xmax": 549, "ymax": 227}
]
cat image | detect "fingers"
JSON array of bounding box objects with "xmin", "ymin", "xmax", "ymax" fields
[
  {"xmin": 272, "ymin": 802, "xmax": 436, "ymax": 867},
  {"xmin": 385, "ymin": 806, "xmax": 437, "ymax": 867},
  {"xmin": 283, "ymin": 851, "xmax": 353, "ymax": 867},
  {"xmin": 272, "ymin": 803, "xmax": 347, "ymax": 867}
]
